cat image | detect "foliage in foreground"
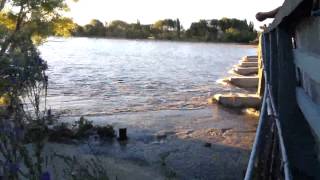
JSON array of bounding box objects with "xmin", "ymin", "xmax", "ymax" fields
[{"xmin": 0, "ymin": 0, "xmax": 110, "ymax": 179}]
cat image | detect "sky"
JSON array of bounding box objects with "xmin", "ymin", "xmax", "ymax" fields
[{"xmin": 66, "ymin": 0, "xmax": 284, "ymax": 30}]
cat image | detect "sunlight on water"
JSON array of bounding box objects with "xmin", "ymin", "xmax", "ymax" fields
[{"xmin": 39, "ymin": 37, "xmax": 256, "ymax": 116}]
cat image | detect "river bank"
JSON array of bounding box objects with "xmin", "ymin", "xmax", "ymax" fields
[
  {"xmin": 46, "ymin": 107, "xmax": 257, "ymax": 179},
  {"xmin": 63, "ymin": 36, "xmax": 259, "ymax": 46}
]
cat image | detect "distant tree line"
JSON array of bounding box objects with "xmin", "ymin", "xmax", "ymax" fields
[{"xmin": 68, "ymin": 18, "xmax": 257, "ymax": 43}]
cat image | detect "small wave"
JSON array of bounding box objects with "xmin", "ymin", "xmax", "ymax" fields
[
  {"xmin": 216, "ymin": 78, "xmax": 230, "ymax": 86},
  {"xmin": 50, "ymin": 99, "xmax": 209, "ymax": 117},
  {"xmin": 41, "ymin": 38, "xmax": 255, "ymax": 117}
]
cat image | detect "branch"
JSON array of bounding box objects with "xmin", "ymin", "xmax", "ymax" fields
[
  {"xmin": 0, "ymin": 2, "xmax": 26, "ymax": 56},
  {"xmin": 0, "ymin": 0, "xmax": 6, "ymax": 12},
  {"xmin": 1, "ymin": 3, "xmax": 26, "ymax": 55},
  {"xmin": 256, "ymin": 6, "xmax": 281, "ymax": 22},
  {"xmin": 15, "ymin": 3, "xmax": 25, "ymax": 32}
]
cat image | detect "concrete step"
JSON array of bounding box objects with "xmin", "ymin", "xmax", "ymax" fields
[
  {"xmin": 212, "ymin": 93, "xmax": 261, "ymax": 108},
  {"xmin": 243, "ymin": 55, "xmax": 258, "ymax": 59},
  {"xmin": 239, "ymin": 59, "xmax": 258, "ymax": 64},
  {"xmin": 238, "ymin": 62, "xmax": 258, "ymax": 68},
  {"xmin": 242, "ymin": 56, "xmax": 258, "ymax": 63},
  {"xmin": 233, "ymin": 67, "xmax": 258, "ymax": 75},
  {"xmin": 229, "ymin": 76, "xmax": 259, "ymax": 88},
  {"xmin": 240, "ymin": 58, "xmax": 258, "ymax": 63}
]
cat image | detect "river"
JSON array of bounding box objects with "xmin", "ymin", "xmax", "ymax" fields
[
  {"xmin": 39, "ymin": 37, "xmax": 258, "ymax": 179},
  {"xmin": 40, "ymin": 37, "xmax": 256, "ymax": 116}
]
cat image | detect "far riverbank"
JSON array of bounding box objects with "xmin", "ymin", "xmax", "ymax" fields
[{"xmin": 63, "ymin": 36, "xmax": 259, "ymax": 46}]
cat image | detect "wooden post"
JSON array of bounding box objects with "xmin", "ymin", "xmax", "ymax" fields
[
  {"xmin": 257, "ymin": 35, "xmax": 265, "ymax": 97},
  {"xmin": 118, "ymin": 128, "xmax": 128, "ymax": 141}
]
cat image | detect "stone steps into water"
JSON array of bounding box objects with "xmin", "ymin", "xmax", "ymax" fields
[
  {"xmin": 241, "ymin": 58, "xmax": 258, "ymax": 63},
  {"xmin": 233, "ymin": 67, "xmax": 258, "ymax": 75},
  {"xmin": 242, "ymin": 56, "xmax": 258, "ymax": 62},
  {"xmin": 238, "ymin": 62, "xmax": 258, "ymax": 68},
  {"xmin": 228, "ymin": 76, "xmax": 259, "ymax": 88},
  {"xmin": 239, "ymin": 59, "xmax": 258, "ymax": 64},
  {"xmin": 212, "ymin": 55, "xmax": 261, "ymax": 109},
  {"xmin": 212, "ymin": 93, "xmax": 261, "ymax": 108},
  {"xmin": 243, "ymin": 59, "xmax": 258, "ymax": 63},
  {"xmin": 246, "ymin": 55, "xmax": 257, "ymax": 58}
]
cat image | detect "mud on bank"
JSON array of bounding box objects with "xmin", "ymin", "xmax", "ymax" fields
[{"xmin": 48, "ymin": 106, "xmax": 258, "ymax": 180}]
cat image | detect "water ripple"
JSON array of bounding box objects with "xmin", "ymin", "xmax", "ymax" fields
[{"xmin": 39, "ymin": 37, "xmax": 256, "ymax": 116}]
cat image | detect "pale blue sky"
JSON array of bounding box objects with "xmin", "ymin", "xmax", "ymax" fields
[{"xmin": 66, "ymin": 0, "xmax": 284, "ymax": 29}]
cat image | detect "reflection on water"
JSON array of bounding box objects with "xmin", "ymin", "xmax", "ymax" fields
[{"xmin": 39, "ymin": 37, "xmax": 256, "ymax": 116}]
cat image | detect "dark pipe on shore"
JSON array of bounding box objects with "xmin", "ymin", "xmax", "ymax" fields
[{"xmin": 118, "ymin": 128, "xmax": 128, "ymax": 141}]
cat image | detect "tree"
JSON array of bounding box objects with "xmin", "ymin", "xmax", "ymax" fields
[
  {"xmin": 0, "ymin": 0, "xmax": 77, "ymax": 179},
  {"xmin": 83, "ymin": 19, "xmax": 106, "ymax": 37},
  {"xmin": 106, "ymin": 20, "xmax": 129, "ymax": 37},
  {"xmin": 185, "ymin": 18, "xmax": 257, "ymax": 42},
  {"xmin": 248, "ymin": 21, "xmax": 254, "ymax": 32},
  {"xmin": 125, "ymin": 20, "xmax": 150, "ymax": 39},
  {"xmin": 176, "ymin": 18, "xmax": 181, "ymax": 39},
  {"xmin": 164, "ymin": 19, "xmax": 175, "ymax": 30},
  {"xmin": 52, "ymin": 17, "xmax": 76, "ymax": 37},
  {"xmin": 222, "ymin": 27, "xmax": 241, "ymax": 42},
  {"xmin": 108, "ymin": 20, "xmax": 129, "ymax": 30},
  {"xmin": 72, "ymin": 24, "xmax": 85, "ymax": 36},
  {"xmin": 153, "ymin": 20, "xmax": 165, "ymax": 31},
  {"xmin": 65, "ymin": 17, "xmax": 257, "ymax": 43},
  {"xmin": 186, "ymin": 20, "xmax": 209, "ymax": 40}
]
